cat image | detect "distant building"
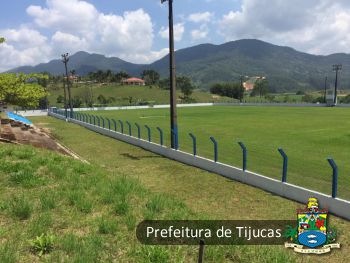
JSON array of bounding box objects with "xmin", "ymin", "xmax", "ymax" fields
[
  {"xmin": 243, "ymin": 76, "xmax": 266, "ymax": 91},
  {"xmin": 121, "ymin": 77, "xmax": 145, "ymax": 86}
]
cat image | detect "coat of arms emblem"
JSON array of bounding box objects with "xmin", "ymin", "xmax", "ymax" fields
[{"xmin": 285, "ymin": 197, "xmax": 340, "ymax": 254}]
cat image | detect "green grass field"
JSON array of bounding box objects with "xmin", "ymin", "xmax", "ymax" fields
[
  {"xmin": 28, "ymin": 114, "xmax": 350, "ymax": 263},
  {"xmin": 86, "ymin": 106, "xmax": 350, "ymax": 201},
  {"xmin": 48, "ymin": 83, "xmax": 235, "ymax": 107}
]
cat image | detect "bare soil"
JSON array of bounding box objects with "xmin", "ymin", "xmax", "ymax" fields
[{"xmin": 0, "ymin": 119, "xmax": 76, "ymax": 157}]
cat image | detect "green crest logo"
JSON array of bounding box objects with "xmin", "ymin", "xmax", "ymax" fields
[{"xmin": 285, "ymin": 197, "xmax": 340, "ymax": 254}]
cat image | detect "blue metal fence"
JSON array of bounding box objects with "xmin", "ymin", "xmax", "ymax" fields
[{"xmin": 50, "ymin": 108, "xmax": 343, "ymax": 206}]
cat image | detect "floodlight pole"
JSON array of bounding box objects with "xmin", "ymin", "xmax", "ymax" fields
[
  {"xmin": 332, "ymin": 64, "xmax": 342, "ymax": 105},
  {"xmin": 162, "ymin": 0, "xmax": 178, "ymax": 149},
  {"xmin": 324, "ymin": 76, "xmax": 327, "ymax": 103},
  {"xmin": 62, "ymin": 53, "xmax": 73, "ymax": 118}
]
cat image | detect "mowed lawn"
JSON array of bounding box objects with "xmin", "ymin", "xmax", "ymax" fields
[{"xmin": 86, "ymin": 106, "xmax": 350, "ymax": 200}]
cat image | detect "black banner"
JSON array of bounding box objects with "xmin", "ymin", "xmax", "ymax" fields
[{"xmin": 136, "ymin": 220, "xmax": 296, "ymax": 245}]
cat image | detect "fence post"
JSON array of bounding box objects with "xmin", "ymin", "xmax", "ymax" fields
[
  {"xmin": 145, "ymin": 125, "xmax": 151, "ymax": 142},
  {"xmin": 93, "ymin": 115, "xmax": 96, "ymax": 126},
  {"xmin": 210, "ymin": 136, "xmax": 218, "ymax": 162},
  {"xmin": 126, "ymin": 121, "xmax": 132, "ymax": 136},
  {"xmin": 238, "ymin": 142, "xmax": 247, "ymax": 171},
  {"xmin": 101, "ymin": 116, "xmax": 105, "ymax": 128},
  {"xmin": 89, "ymin": 115, "xmax": 92, "ymax": 124},
  {"xmin": 198, "ymin": 240, "xmax": 205, "ymax": 263},
  {"xmin": 82, "ymin": 114, "xmax": 86, "ymax": 122},
  {"xmin": 156, "ymin": 127, "xmax": 164, "ymax": 146},
  {"xmin": 189, "ymin": 133, "xmax": 197, "ymax": 156},
  {"xmin": 135, "ymin": 123, "xmax": 141, "ymax": 139},
  {"xmin": 278, "ymin": 148, "xmax": 288, "ymax": 183},
  {"xmin": 118, "ymin": 120, "xmax": 124, "ymax": 134},
  {"xmin": 171, "ymin": 129, "xmax": 179, "ymax": 150},
  {"xmin": 106, "ymin": 118, "xmax": 111, "ymax": 130},
  {"xmin": 96, "ymin": 116, "xmax": 100, "ymax": 127},
  {"xmin": 327, "ymin": 158, "xmax": 338, "ymax": 198},
  {"xmin": 112, "ymin": 119, "xmax": 117, "ymax": 131}
]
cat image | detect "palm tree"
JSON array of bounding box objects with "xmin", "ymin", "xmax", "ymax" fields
[{"xmin": 283, "ymin": 225, "xmax": 298, "ymax": 242}]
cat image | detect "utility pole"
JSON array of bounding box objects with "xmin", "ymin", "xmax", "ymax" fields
[
  {"xmin": 240, "ymin": 75, "xmax": 244, "ymax": 102},
  {"xmin": 324, "ymin": 76, "xmax": 327, "ymax": 103},
  {"xmin": 332, "ymin": 64, "xmax": 342, "ymax": 105},
  {"xmin": 62, "ymin": 53, "xmax": 73, "ymax": 118},
  {"xmin": 62, "ymin": 74, "xmax": 67, "ymax": 118},
  {"xmin": 161, "ymin": 0, "xmax": 178, "ymax": 149}
]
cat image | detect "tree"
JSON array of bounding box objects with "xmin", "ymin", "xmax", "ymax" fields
[
  {"xmin": 141, "ymin": 70, "xmax": 160, "ymax": 85},
  {"xmin": 0, "ymin": 37, "xmax": 5, "ymax": 44},
  {"xmin": 177, "ymin": 76, "xmax": 195, "ymax": 100},
  {"xmin": 210, "ymin": 82, "xmax": 244, "ymax": 101},
  {"xmin": 56, "ymin": 95, "xmax": 64, "ymax": 104},
  {"xmin": 0, "ymin": 73, "xmax": 48, "ymax": 108},
  {"xmin": 83, "ymin": 86, "xmax": 94, "ymax": 107},
  {"xmin": 251, "ymin": 79, "xmax": 269, "ymax": 97},
  {"xmin": 302, "ymin": 94, "xmax": 314, "ymax": 103},
  {"xmin": 71, "ymin": 96, "xmax": 83, "ymax": 108},
  {"xmin": 115, "ymin": 71, "xmax": 130, "ymax": 83},
  {"xmin": 97, "ymin": 94, "xmax": 107, "ymax": 105},
  {"xmin": 159, "ymin": 78, "xmax": 170, "ymax": 90}
]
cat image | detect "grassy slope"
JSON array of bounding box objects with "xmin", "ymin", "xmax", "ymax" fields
[
  {"xmin": 88, "ymin": 106, "xmax": 350, "ymax": 201},
  {"xmin": 48, "ymin": 83, "xmax": 235, "ymax": 107},
  {"xmin": 31, "ymin": 116, "xmax": 350, "ymax": 263},
  {"xmin": 0, "ymin": 140, "xmax": 298, "ymax": 262}
]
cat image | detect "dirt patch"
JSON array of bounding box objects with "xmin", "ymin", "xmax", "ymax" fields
[{"xmin": 0, "ymin": 119, "xmax": 88, "ymax": 163}]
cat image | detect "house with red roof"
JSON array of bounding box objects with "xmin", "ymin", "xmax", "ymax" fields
[{"xmin": 121, "ymin": 77, "xmax": 145, "ymax": 86}]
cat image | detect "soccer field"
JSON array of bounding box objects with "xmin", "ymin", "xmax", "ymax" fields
[{"xmin": 87, "ymin": 106, "xmax": 350, "ymax": 201}]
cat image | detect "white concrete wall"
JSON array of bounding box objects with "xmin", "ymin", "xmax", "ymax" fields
[
  {"xmin": 16, "ymin": 109, "xmax": 48, "ymax": 117},
  {"xmin": 49, "ymin": 111, "xmax": 350, "ymax": 220}
]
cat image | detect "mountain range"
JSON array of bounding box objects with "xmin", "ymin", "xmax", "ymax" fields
[{"xmin": 6, "ymin": 39, "xmax": 350, "ymax": 92}]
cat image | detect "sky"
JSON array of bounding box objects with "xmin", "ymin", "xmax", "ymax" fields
[{"xmin": 1, "ymin": 0, "xmax": 350, "ymax": 72}]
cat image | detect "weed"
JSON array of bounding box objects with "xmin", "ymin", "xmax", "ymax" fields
[
  {"xmin": 29, "ymin": 233, "xmax": 55, "ymax": 256},
  {"xmin": 9, "ymin": 195, "xmax": 32, "ymax": 220},
  {"xmin": 67, "ymin": 189, "xmax": 93, "ymax": 213},
  {"xmin": 40, "ymin": 192, "xmax": 56, "ymax": 210},
  {"xmin": 97, "ymin": 216, "xmax": 118, "ymax": 234},
  {"xmin": 145, "ymin": 194, "xmax": 167, "ymax": 215},
  {"xmin": 28, "ymin": 213, "xmax": 53, "ymax": 237},
  {"xmin": 114, "ymin": 199, "xmax": 129, "ymax": 216},
  {"xmin": 0, "ymin": 242, "xmax": 17, "ymax": 263},
  {"xmin": 125, "ymin": 213, "xmax": 137, "ymax": 231},
  {"xmin": 137, "ymin": 246, "xmax": 170, "ymax": 263}
]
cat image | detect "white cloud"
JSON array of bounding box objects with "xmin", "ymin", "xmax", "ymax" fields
[
  {"xmin": 159, "ymin": 23, "xmax": 185, "ymax": 42},
  {"xmin": 191, "ymin": 25, "xmax": 209, "ymax": 41},
  {"xmin": 188, "ymin": 12, "xmax": 213, "ymax": 23},
  {"xmin": 0, "ymin": 0, "xmax": 161, "ymax": 71},
  {"xmin": 0, "ymin": 27, "xmax": 51, "ymax": 72},
  {"xmin": 219, "ymin": 0, "xmax": 350, "ymax": 55}
]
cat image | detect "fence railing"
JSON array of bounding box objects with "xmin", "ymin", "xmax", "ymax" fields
[{"xmin": 49, "ymin": 108, "xmax": 350, "ymax": 220}]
